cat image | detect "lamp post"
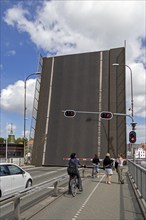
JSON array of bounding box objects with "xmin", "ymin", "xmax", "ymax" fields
[
  {"xmin": 112, "ymin": 63, "xmax": 134, "ymax": 117},
  {"xmin": 112, "ymin": 63, "xmax": 135, "ymax": 161},
  {"xmin": 24, "ymin": 72, "xmax": 41, "ymax": 158}
]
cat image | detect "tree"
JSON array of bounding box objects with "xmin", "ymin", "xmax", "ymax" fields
[
  {"xmin": 16, "ymin": 138, "xmax": 26, "ymax": 144},
  {"xmin": 0, "ymin": 137, "xmax": 5, "ymax": 143}
]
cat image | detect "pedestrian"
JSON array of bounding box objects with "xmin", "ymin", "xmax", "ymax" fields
[
  {"xmin": 92, "ymin": 154, "xmax": 100, "ymax": 178},
  {"xmin": 115, "ymin": 153, "xmax": 125, "ymax": 184},
  {"xmin": 103, "ymin": 153, "xmax": 113, "ymax": 184},
  {"xmin": 67, "ymin": 153, "xmax": 83, "ymax": 192}
]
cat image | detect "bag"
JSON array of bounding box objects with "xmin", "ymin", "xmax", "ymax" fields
[
  {"xmin": 105, "ymin": 164, "xmax": 112, "ymax": 169},
  {"xmin": 67, "ymin": 160, "xmax": 76, "ymax": 175},
  {"xmin": 115, "ymin": 161, "xmax": 118, "ymax": 169}
]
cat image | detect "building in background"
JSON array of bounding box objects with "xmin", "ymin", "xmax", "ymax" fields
[
  {"xmin": 0, "ymin": 125, "xmax": 24, "ymax": 164},
  {"xmin": 31, "ymin": 47, "xmax": 126, "ymax": 166},
  {"xmin": 135, "ymin": 148, "xmax": 146, "ymax": 159}
]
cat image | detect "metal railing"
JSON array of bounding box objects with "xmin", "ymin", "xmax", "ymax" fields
[
  {"xmin": 128, "ymin": 159, "xmax": 146, "ymax": 202},
  {"xmin": 0, "ymin": 173, "xmax": 68, "ymax": 220},
  {"xmin": 0, "ymin": 168, "xmax": 86, "ymax": 220}
]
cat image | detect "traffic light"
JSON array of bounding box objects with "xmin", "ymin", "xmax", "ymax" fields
[
  {"xmin": 64, "ymin": 110, "xmax": 76, "ymax": 118},
  {"xmin": 100, "ymin": 111, "xmax": 113, "ymax": 120},
  {"xmin": 129, "ymin": 131, "xmax": 136, "ymax": 143}
]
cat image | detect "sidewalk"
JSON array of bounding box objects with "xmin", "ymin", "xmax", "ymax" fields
[
  {"xmin": 84, "ymin": 168, "xmax": 144, "ymax": 220},
  {"xmin": 77, "ymin": 167, "xmax": 145, "ymax": 220}
]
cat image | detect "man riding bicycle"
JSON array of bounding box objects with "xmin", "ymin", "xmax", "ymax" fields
[{"xmin": 67, "ymin": 153, "xmax": 83, "ymax": 193}]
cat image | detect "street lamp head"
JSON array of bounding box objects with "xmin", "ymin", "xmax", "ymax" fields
[
  {"xmin": 25, "ymin": 72, "xmax": 41, "ymax": 81},
  {"xmin": 112, "ymin": 63, "xmax": 120, "ymax": 66},
  {"xmin": 35, "ymin": 72, "xmax": 41, "ymax": 75}
]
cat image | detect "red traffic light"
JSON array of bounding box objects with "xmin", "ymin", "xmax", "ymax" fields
[
  {"xmin": 64, "ymin": 110, "xmax": 76, "ymax": 118},
  {"xmin": 100, "ymin": 111, "xmax": 113, "ymax": 120},
  {"xmin": 129, "ymin": 131, "xmax": 136, "ymax": 143}
]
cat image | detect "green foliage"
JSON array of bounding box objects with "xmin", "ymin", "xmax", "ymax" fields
[
  {"xmin": 16, "ymin": 138, "xmax": 25, "ymax": 144},
  {"xmin": 0, "ymin": 137, "xmax": 5, "ymax": 143},
  {"xmin": 0, "ymin": 137, "xmax": 28, "ymax": 144}
]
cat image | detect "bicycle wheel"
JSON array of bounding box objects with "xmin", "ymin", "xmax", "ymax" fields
[{"xmin": 70, "ymin": 178, "xmax": 78, "ymax": 197}]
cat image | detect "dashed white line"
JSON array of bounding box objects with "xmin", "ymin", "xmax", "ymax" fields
[{"xmin": 72, "ymin": 174, "xmax": 105, "ymax": 220}]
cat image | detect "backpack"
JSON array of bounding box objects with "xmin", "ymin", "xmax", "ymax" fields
[{"xmin": 67, "ymin": 160, "xmax": 76, "ymax": 175}]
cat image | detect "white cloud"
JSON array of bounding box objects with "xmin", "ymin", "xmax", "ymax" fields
[
  {"xmin": 4, "ymin": 1, "xmax": 145, "ymax": 55},
  {"xmin": 2, "ymin": 1, "xmax": 146, "ymax": 141},
  {"xmin": 0, "ymin": 79, "xmax": 36, "ymax": 115}
]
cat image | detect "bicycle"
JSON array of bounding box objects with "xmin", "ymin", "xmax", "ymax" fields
[{"xmin": 69, "ymin": 175, "xmax": 79, "ymax": 197}]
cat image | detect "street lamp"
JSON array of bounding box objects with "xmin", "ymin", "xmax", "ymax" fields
[
  {"xmin": 112, "ymin": 63, "xmax": 134, "ymax": 117},
  {"xmin": 24, "ymin": 72, "xmax": 41, "ymax": 157}
]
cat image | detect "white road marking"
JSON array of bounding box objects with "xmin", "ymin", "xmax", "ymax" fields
[
  {"xmin": 33, "ymin": 171, "xmax": 57, "ymax": 179},
  {"xmin": 72, "ymin": 174, "xmax": 105, "ymax": 220},
  {"xmin": 57, "ymin": 167, "xmax": 67, "ymax": 171}
]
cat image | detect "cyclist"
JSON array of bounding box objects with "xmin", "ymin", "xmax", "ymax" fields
[
  {"xmin": 67, "ymin": 153, "xmax": 83, "ymax": 192},
  {"xmin": 92, "ymin": 154, "xmax": 100, "ymax": 178}
]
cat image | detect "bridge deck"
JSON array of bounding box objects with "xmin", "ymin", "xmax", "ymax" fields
[{"xmin": 23, "ymin": 166, "xmax": 145, "ymax": 220}]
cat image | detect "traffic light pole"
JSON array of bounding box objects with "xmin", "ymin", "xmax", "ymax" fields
[
  {"xmin": 113, "ymin": 113, "xmax": 134, "ymax": 123},
  {"xmin": 63, "ymin": 109, "xmax": 136, "ymax": 162},
  {"xmin": 63, "ymin": 109, "xmax": 135, "ymax": 124},
  {"xmin": 65, "ymin": 110, "xmax": 101, "ymax": 115}
]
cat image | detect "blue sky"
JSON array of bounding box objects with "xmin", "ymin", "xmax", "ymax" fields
[{"xmin": 0, "ymin": 0, "xmax": 146, "ymax": 144}]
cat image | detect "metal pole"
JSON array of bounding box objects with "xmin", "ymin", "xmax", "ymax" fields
[
  {"xmin": 14, "ymin": 193, "xmax": 20, "ymax": 220},
  {"xmin": 6, "ymin": 137, "xmax": 8, "ymax": 162},
  {"xmin": 112, "ymin": 63, "xmax": 134, "ymax": 118},
  {"xmin": 113, "ymin": 113, "xmax": 134, "ymax": 123},
  {"xmin": 24, "ymin": 72, "xmax": 41, "ymax": 161},
  {"xmin": 5, "ymin": 123, "xmax": 8, "ymax": 162},
  {"xmin": 125, "ymin": 65, "xmax": 134, "ymax": 117},
  {"xmin": 63, "ymin": 110, "xmax": 135, "ymax": 123},
  {"xmin": 24, "ymin": 80, "xmax": 26, "ymax": 144}
]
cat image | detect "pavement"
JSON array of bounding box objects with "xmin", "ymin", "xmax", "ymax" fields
[{"xmin": 22, "ymin": 167, "xmax": 145, "ymax": 220}]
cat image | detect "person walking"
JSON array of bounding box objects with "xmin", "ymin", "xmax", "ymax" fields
[
  {"xmin": 92, "ymin": 154, "xmax": 100, "ymax": 178},
  {"xmin": 115, "ymin": 153, "xmax": 125, "ymax": 184},
  {"xmin": 103, "ymin": 153, "xmax": 113, "ymax": 184}
]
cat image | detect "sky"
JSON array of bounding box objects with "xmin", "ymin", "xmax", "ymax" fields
[{"xmin": 0, "ymin": 0, "xmax": 146, "ymax": 144}]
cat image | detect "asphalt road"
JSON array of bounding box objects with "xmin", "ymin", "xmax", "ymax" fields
[{"xmin": 25, "ymin": 166, "xmax": 67, "ymax": 185}]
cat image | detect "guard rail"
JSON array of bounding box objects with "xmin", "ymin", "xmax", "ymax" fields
[{"xmin": 128, "ymin": 159, "xmax": 146, "ymax": 219}]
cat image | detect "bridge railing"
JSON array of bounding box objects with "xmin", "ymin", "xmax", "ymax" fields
[
  {"xmin": 128, "ymin": 159, "xmax": 146, "ymax": 202},
  {"xmin": 0, "ymin": 173, "xmax": 69, "ymax": 220}
]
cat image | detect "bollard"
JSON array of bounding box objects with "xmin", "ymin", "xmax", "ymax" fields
[
  {"xmin": 53, "ymin": 181, "xmax": 58, "ymax": 197},
  {"xmin": 14, "ymin": 193, "xmax": 21, "ymax": 220}
]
